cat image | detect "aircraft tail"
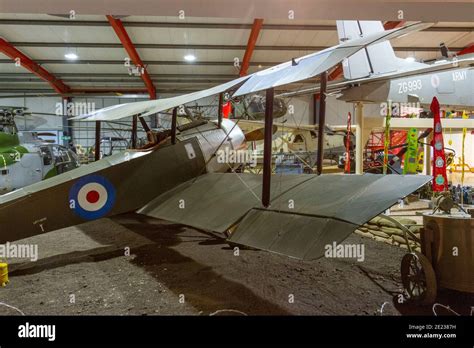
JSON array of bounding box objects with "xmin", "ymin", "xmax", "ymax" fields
[{"xmin": 336, "ymin": 21, "xmax": 427, "ymax": 79}]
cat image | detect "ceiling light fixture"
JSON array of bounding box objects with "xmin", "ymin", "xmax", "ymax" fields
[
  {"xmin": 184, "ymin": 54, "xmax": 196, "ymax": 62},
  {"xmin": 65, "ymin": 52, "xmax": 78, "ymax": 60}
]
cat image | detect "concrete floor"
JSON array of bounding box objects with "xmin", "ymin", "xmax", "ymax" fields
[{"xmin": 0, "ymin": 213, "xmax": 472, "ymax": 316}]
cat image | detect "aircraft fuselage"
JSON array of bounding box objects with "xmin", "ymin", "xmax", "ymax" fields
[{"xmin": 339, "ymin": 66, "xmax": 474, "ymax": 110}]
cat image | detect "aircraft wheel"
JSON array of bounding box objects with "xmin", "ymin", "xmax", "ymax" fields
[{"xmin": 401, "ymin": 252, "xmax": 437, "ymax": 305}]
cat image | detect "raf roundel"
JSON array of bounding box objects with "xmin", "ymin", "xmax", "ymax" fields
[{"xmin": 69, "ymin": 175, "xmax": 116, "ymax": 220}]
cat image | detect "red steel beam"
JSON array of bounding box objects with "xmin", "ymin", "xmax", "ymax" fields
[
  {"xmin": 106, "ymin": 15, "xmax": 156, "ymax": 99},
  {"xmin": 383, "ymin": 21, "xmax": 406, "ymax": 30},
  {"xmin": 0, "ymin": 37, "xmax": 70, "ymax": 94},
  {"xmin": 240, "ymin": 18, "xmax": 264, "ymax": 77},
  {"xmin": 328, "ymin": 64, "xmax": 343, "ymax": 81},
  {"xmin": 457, "ymin": 43, "xmax": 474, "ymax": 56}
]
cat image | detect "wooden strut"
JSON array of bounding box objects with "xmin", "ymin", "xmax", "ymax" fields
[
  {"xmin": 218, "ymin": 92, "xmax": 224, "ymax": 128},
  {"xmin": 131, "ymin": 115, "xmax": 138, "ymax": 149},
  {"xmin": 62, "ymin": 96, "xmax": 73, "ymax": 147},
  {"xmin": 312, "ymin": 94, "xmax": 319, "ymax": 125},
  {"xmin": 316, "ymin": 71, "xmax": 327, "ymax": 175},
  {"xmin": 94, "ymin": 121, "xmax": 101, "ymax": 161},
  {"xmin": 262, "ymin": 88, "xmax": 274, "ymax": 208},
  {"xmin": 139, "ymin": 116, "xmax": 151, "ymax": 133},
  {"xmin": 171, "ymin": 107, "xmax": 178, "ymax": 145}
]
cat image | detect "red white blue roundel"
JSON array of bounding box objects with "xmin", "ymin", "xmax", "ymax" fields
[{"xmin": 69, "ymin": 175, "xmax": 116, "ymax": 220}]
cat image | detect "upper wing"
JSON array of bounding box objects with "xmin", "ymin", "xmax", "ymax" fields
[
  {"xmin": 138, "ymin": 172, "xmax": 430, "ymax": 260},
  {"xmin": 232, "ymin": 22, "xmax": 431, "ymax": 97},
  {"xmin": 71, "ymin": 76, "xmax": 249, "ymax": 121},
  {"xmin": 73, "ymin": 22, "xmax": 432, "ymax": 122}
]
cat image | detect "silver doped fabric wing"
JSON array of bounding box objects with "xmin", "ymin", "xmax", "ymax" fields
[
  {"xmin": 72, "ymin": 22, "xmax": 432, "ymax": 122},
  {"xmin": 70, "ymin": 76, "xmax": 250, "ymax": 121},
  {"xmin": 138, "ymin": 173, "xmax": 431, "ymax": 260}
]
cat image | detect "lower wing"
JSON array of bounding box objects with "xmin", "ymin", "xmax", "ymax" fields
[{"xmin": 139, "ymin": 172, "xmax": 430, "ymax": 260}]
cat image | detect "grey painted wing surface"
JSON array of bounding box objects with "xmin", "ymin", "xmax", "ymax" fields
[
  {"xmin": 231, "ymin": 174, "xmax": 431, "ymax": 260},
  {"xmin": 139, "ymin": 173, "xmax": 431, "ymax": 260},
  {"xmin": 271, "ymin": 174, "xmax": 431, "ymax": 225},
  {"xmin": 138, "ymin": 173, "xmax": 313, "ymax": 233},
  {"xmin": 231, "ymin": 210, "xmax": 356, "ymax": 260}
]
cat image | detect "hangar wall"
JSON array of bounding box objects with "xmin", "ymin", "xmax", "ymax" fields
[
  {"xmin": 0, "ymin": 92, "xmax": 385, "ymax": 150},
  {"xmin": 1, "ymin": 92, "xmax": 473, "ymax": 184},
  {"xmin": 0, "ymin": 94, "xmax": 148, "ymax": 149}
]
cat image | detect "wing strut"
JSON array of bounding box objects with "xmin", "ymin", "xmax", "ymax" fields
[
  {"xmin": 171, "ymin": 107, "xmax": 178, "ymax": 145},
  {"xmin": 131, "ymin": 115, "xmax": 138, "ymax": 148},
  {"xmin": 139, "ymin": 116, "xmax": 151, "ymax": 133},
  {"xmin": 218, "ymin": 92, "xmax": 224, "ymax": 128},
  {"xmin": 262, "ymin": 88, "xmax": 274, "ymax": 207},
  {"xmin": 94, "ymin": 121, "xmax": 101, "ymax": 161},
  {"xmin": 316, "ymin": 70, "xmax": 328, "ymax": 175}
]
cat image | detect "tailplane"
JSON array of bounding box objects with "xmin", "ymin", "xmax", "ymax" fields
[{"xmin": 336, "ymin": 21, "xmax": 427, "ymax": 79}]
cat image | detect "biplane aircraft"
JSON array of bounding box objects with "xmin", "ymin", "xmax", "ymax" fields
[
  {"xmin": 0, "ymin": 21, "xmax": 432, "ymax": 261},
  {"xmin": 238, "ymin": 119, "xmax": 352, "ymax": 165},
  {"xmin": 234, "ymin": 119, "xmax": 352, "ymax": 173}
]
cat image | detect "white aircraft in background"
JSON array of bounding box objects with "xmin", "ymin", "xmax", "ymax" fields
[{"xmin": 281, "ymin": 21, "xmax": 474, "ymax": 111}]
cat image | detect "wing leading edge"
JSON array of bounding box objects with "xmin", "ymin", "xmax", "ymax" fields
[
  {"xmin": 73, "ymin": 22, "xmax": 432, "ymax": 122},
  {"xmin": 138, "ymin": 173, "xmax": 431, "ymax": 260},
  {"xmin": 71, "ymin": 76, "xmax": 250, "ymax": 121}
]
